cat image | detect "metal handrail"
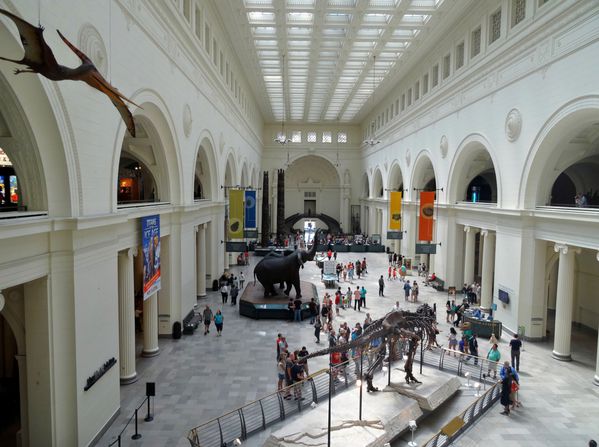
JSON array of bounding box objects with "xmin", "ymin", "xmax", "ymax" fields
[
  {"xmin": 187, "ymin": 344, "xmax": 502, "ymax": 447},
  {"xmin": 421, "ymin": 382, "xmax": 502, "ymax": 447}
]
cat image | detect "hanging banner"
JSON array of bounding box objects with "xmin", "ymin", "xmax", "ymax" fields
[
  {"xmin": 244, "ymin": 190, "xmax": 257, "ymax": 229},
  {"xmin": 228, "ymin": 189, "xmax": 244, "ymax": 239},
  {"xmin": 418, "ymin": 191, "xmax": 435, "ymax": 241},
  {"xmin": 388, "ymin": 191, "xmax": 402, "ymax": 230},
  {"xmin": 141, "ymin": 215, "xmax": 161, "ymax": 300}
]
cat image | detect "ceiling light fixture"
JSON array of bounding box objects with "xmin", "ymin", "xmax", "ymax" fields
[
  {"xmin": 274, "ymin": 53, "xmax": 291, "ymax": 146},
  {"xmin": 363, "ymin": 54, "xmax": 381, "ymax": 147}
]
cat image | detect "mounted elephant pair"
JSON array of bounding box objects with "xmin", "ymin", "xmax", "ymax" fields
[{"xmin": 254, "ymin": 230, "xmax": 320, "ymax": 298}]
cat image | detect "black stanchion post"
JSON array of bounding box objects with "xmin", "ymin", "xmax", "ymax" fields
[
  {"xmin": 145, "ymin": 396, "xmax": 153, "ymax": 422},
  {"xmin": 117, "ymin": 435, "xmax": 121, "ymax": 447},
  {"xmin": 359, "ymin": 350, "xmax": 363, "ymax": 420},
  {"xmin": 131, "ymin": 409, "xmax": 141, "ymax": 440},
  {"xmin": 145, "ymin": 382, "xmax": 155, "ymax": 422}
]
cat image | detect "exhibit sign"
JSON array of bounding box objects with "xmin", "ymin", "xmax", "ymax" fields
[
  {"xmin": 142, "ymin": 215, "xmax": 161, "ymax": 300},
  {"xmin": 244, "ymin": 190, "xmax": 257, "ymax": 229},
  {"xmin": 388, "ymin": 191, "xmax": 402, "ymax": 230},
  {"xmin": 228, "ymin": 189, "xmax": 244, "ymax": 239},
  {"xmin": 418, "ymin": 191, "xmax": 435, "ymax": 241}
]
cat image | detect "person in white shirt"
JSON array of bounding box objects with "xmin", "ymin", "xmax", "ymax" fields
[{"xmin": 393, "ymin": 301, "xmax": 401, "ymax": 312}]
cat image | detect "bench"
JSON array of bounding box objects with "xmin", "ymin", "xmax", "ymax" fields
[
  {"xmin": 431, "ymin": 278, "xmax": 445, "ymax": 291},
  {"xmin": 182, "ymin": 309, "xmax": 201, "ymax": 335}
]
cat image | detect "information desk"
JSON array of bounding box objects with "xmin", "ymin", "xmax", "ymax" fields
[{"xmin": 463, "ymin": 314, "xmax": 502, "ymax": 339}]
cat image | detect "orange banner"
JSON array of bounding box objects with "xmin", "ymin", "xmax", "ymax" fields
[{"xmin": 418, "ymin": 191, "xmax": 435, "ymax": 241}]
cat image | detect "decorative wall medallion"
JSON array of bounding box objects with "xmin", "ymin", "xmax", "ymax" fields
[
  {"xmin": 505, "ymin": 108, "xmax": 522, "ymax": 142},
  {"xmin": 78, "ymin": 24, "xmax": 108, "ymax": 77},
  {"xmin": 183, "ymin": 104, "xmax": 192, "ymax": 138},
  {"xmin": 406, "ymin": 149, "xmax": 411, "ymax": 168},
  {"xmin": 440, "ymin": 135, "xmax": 448, "ymax": 159}
]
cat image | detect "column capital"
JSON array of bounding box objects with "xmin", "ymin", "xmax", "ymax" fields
[
  {"xmin": 554, "ymin": 243, "xmax": 581, "ymax": 255},
  {"xmin": 464, "ymin": 226, "xmax": 479, "ymax": 234},
  {"xmin": 481, "ymin": 229, "xmax": 495, "ymax": 239}
]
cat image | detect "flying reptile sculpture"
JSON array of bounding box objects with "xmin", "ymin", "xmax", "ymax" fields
[{"xmin": 0, "ymin": 8, "xmax": 139, "ymax": 137}]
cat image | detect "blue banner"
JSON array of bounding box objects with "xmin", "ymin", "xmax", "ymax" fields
[
  {"xmin": 244, "ymin": 190, "xmax": 257, "ymax": 229},
  {"xmin": 141, "ymin": 215, "xmax": 161, "ymax": 300}
]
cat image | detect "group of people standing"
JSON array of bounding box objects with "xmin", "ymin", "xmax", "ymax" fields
[{"xmin": 219, "ymin": 272, "xmax": 245, "ymax": 305}]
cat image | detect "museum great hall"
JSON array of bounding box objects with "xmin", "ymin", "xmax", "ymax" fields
[{"xmin": 0, "ymin": 0, "xmax": 598, "ymax": 446}]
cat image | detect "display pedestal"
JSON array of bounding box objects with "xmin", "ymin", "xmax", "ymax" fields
[{"xmin": 239, "ymin": 281, "xmax": 318, "ymax": 320}]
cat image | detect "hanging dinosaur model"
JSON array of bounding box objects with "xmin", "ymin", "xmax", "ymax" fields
[{"xmin": 0, "ymin": 8, "xmax": 138, "ymax": 137}]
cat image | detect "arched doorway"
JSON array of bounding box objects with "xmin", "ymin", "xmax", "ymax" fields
[
  {"xmin": 521, "ymin": 97, "xmax": 599, "ymax": 208},
  {"xmin": 194, "ymin": 140, "xmax": 214, "ymax": 201},
  {"xmin": 411, "ymin": 153, "xmax": 437, "ymax": 195},
  {"xmin": 448, "ymin": 137, "xmax": 499, "ymax": 204},
  {"xmin": 117, "ymin": 117, "xmax": 166, "ymax": 205}
]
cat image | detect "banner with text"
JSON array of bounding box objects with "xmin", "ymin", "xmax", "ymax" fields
[
  {"xmin": 244, "ymin": 190, "xmax": 257, "ymax": 229},
  {"xmin": 142, "ymin": 215, "xmax": 161, "ymax": 300},
  {"xmin": 228, "ymin": 189, "xmax": 244, "ymax": 239},
  {"xmin": 418, "ymin": 191, "xmax": 435, "ymax": 241},
  {"xmin": 388, "ymin": 191, "xmax": 402, "ymax": 230}
]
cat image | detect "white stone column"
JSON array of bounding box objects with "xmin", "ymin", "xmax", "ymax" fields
[
  {"xmin": 594, "ymin": 252, "xmax": 599, "ymax": 385},
  {"xmin": 196, "ymin": 224, "xmax": 207, "ymax": 297},
  {"xmin": 463, "ymin": 226, "xmax": 478, "ymax": 285},
  {"xmin": 552, "ymin": 243, "xmax": 579, "ymax": 361},
  {"xmin": 142, "ymin": 292, "xmax": 159, "ymax": 357},
  {"xmin": 480, "ymin": 230, "xmax": 496, "ymax": 310},
  {"xmin": 118, "ymin": 249, "xmax": 137, "ymax": 383}
]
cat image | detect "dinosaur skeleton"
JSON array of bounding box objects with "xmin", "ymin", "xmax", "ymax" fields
[{"xmin": 300, "ymin": 304, "xmax": 437, "ymax": 391}]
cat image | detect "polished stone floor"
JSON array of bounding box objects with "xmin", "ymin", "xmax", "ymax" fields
[{"xmin": 96, "ymin": 251, "xmax": 599, "ymax": 447}]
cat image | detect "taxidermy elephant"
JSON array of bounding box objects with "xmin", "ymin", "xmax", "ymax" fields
[{"xmin": 254, "ymin": 230, "xmax": 320, "ymax": 298}]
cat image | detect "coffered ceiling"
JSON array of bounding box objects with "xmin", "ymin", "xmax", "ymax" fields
[{"xmin": 215, "ymin": 0, "xmax": 467, "ymax": 124}]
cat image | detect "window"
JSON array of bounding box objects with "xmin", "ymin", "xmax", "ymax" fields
[
  {"xmin": 220, "ymin": 51, "xmax": 224, "ymax": 75},
  {"xmin": 385, "ymin": 108, "xmax": 389, "ymax": 124},
  {"xmin": 407, "ymin": 88, "xmax": 412, "ymax": 106},
  {"xmin": 337, "ymin": 132, "xmax": 347, "ymax": 143},
  {"xmin": 489, "ymin": 9, "xmax": 501, "ymax": 44},
  {"xmin": 322, "ymin": 131, "xmax": 332, "ymax": 143},
  {"xmin": 511, "ymin": 0, "xmax": 526, "ymax": 27},
  {"xmin": 291, "ymin": 131, "xmax": 302, "ymax": 143},
  {"xmin": 213, "ymin": 39, "xmax": 218, "ymax": 65},
  {"xmin": 226, "ymin": 62, "xmax": 230, "ymax": 85},
  {"xmin": 471, "ymin": 27, "xmax": 481, "ymax": 58},
  {"xmin": 443, "ymin": 54, "xmax": 450, "ymax": 79},
  {"xmin": 414, "ymin": 81, "xmax": 420, "ymax": 101},
  {"xmin": 422, "ymin": 73, "xmax": 429, "ymax": 95},
  {"xmin": 307, "ymin": 131, "xmax": 317, "ymax": 143},
  {"xmin": 194, "ymin": 7, "xmax": 202, "ymax": 40},
  {"xmin": 394, "ymin": 99, "xmax": 399, "ymax": 115},
  {"xmin": 456, "ymin": 42, "xmax": 464, "ymax": 70},
  {"xmin": 204, "ymin": 24, "xmax": 211, "ymax": 52},
  {"xmin": 432, "ymin": 64, "xmax": 439, "ymax": 87},
  {"xmin": 401, "ymin": 93, "xmax": 405, "ymax": 111}
]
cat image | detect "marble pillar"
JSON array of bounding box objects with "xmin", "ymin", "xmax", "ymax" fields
[
  {"xmin": 552, "ymin": 244, "xmax": 579, "ymax": 361},
  {"xmin": 480, "ymin": 230, "xmax": 496, "ymax": 310},
  {"xmin": 142, "ymin": 292, "xmax": 159, "ymax": 357},
  {"xmin": 15, "ymin": 354, "xmax": 28, "ymax": 447},
  {"xmin": 197, "ymin": 224, "xmax": 207, "ymax": 297},
  {"xmin": 463, "ymin": 226, "xmax": 478, "ymax": 285},
  {"xmin": 118, "ymin": 249, "xmax": 137, "ymax": 384}
]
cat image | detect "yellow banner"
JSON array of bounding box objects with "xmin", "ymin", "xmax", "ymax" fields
[
  {"xmin": 228, "ymin": 189, "xmax": 244, "ymax": 239},
  {"xmin": 389, "ymin": 191, "xmax": 402, "ymax": 230}
]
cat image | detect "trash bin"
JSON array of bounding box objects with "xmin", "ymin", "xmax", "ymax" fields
[
  {"xmin": 172, "ymin": 321, "xmax": 182, "ymax": 339},
  {"xmin": 212, "ymin": 279, "xmax": 219, "ymax": 291}
]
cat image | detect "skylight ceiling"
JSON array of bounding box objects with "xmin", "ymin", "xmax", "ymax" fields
[{"xmin": 217, "ymin": 0, "xmax": 449, "ymax": 123}]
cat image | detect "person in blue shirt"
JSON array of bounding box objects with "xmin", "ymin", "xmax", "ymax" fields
[
  {"xmin": 499, "ymin": 361, "xmax": 519, "ymax": 383},
  {"xmin": 214, "ymin": 309, "xmax": 224, "ymax": 336},
  {"xmin": 360, "ymin": 286, "xmax": 367, "ymax": 308}
]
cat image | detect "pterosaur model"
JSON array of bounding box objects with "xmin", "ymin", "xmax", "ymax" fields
[{"xmin": 0, "ymin": 8, "xmax": 139, "ymax": 136}]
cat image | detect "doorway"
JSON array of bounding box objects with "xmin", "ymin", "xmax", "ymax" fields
[
  {"xmin": 304, "ymin": 200, "xmax": 316, "ymax": 216},
  {"xmin": 0, "ymin": 314, "xmax": 20, "ymax": 447}
]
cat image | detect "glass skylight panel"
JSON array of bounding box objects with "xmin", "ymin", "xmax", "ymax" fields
[
  {"xmin": 288, "ymin": 51, "xmax": 310, "ymax": 58},
  {"xmin": 287, "ymin": 12, "xmax": 314, "ymax": 23},
  {"xmin": 363, "ymin": 13, "xmax": 390, "ymax": 23},
  {"xmin": 288, "ymin": 0, "xmax": 315, "ymax": 5},
  {"xmin": 252, "ymin": 26, "xmax": 277, "ymax": 35},
  {"xmin": 258, "ymin": 50, "xmax": 280, "ymax": 57},
  {"xmin": 369, "ymin": 0, "xmax": 398, "ymax": 6},
  {"xmin": 326, "ymin": 13, "xmax": 351, "ymax": 23},
  {"xmin": 322, "ymin": 28, "xmax": 346, "ymax": 37},
  {"xmin": 357, "ymin": 28, "xmax": 383, "ymax": 37},
  {"xmin": 247, "ymin": 11, "xmax": 275, "ymax": 23},
  {"xmin": 288, "ymin": 40, "xmax": 311, "ymax": 47},
  {"xmin": 245, "ymin": 0, "xmax": 273, "ymax": 6},
  {"xmin": 254, "ymin": 40, "xmax": 278, "ymax": 47},
  {"xmin": 288, "ymin": 27, "xmax": 312, "ymax": 37}
]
